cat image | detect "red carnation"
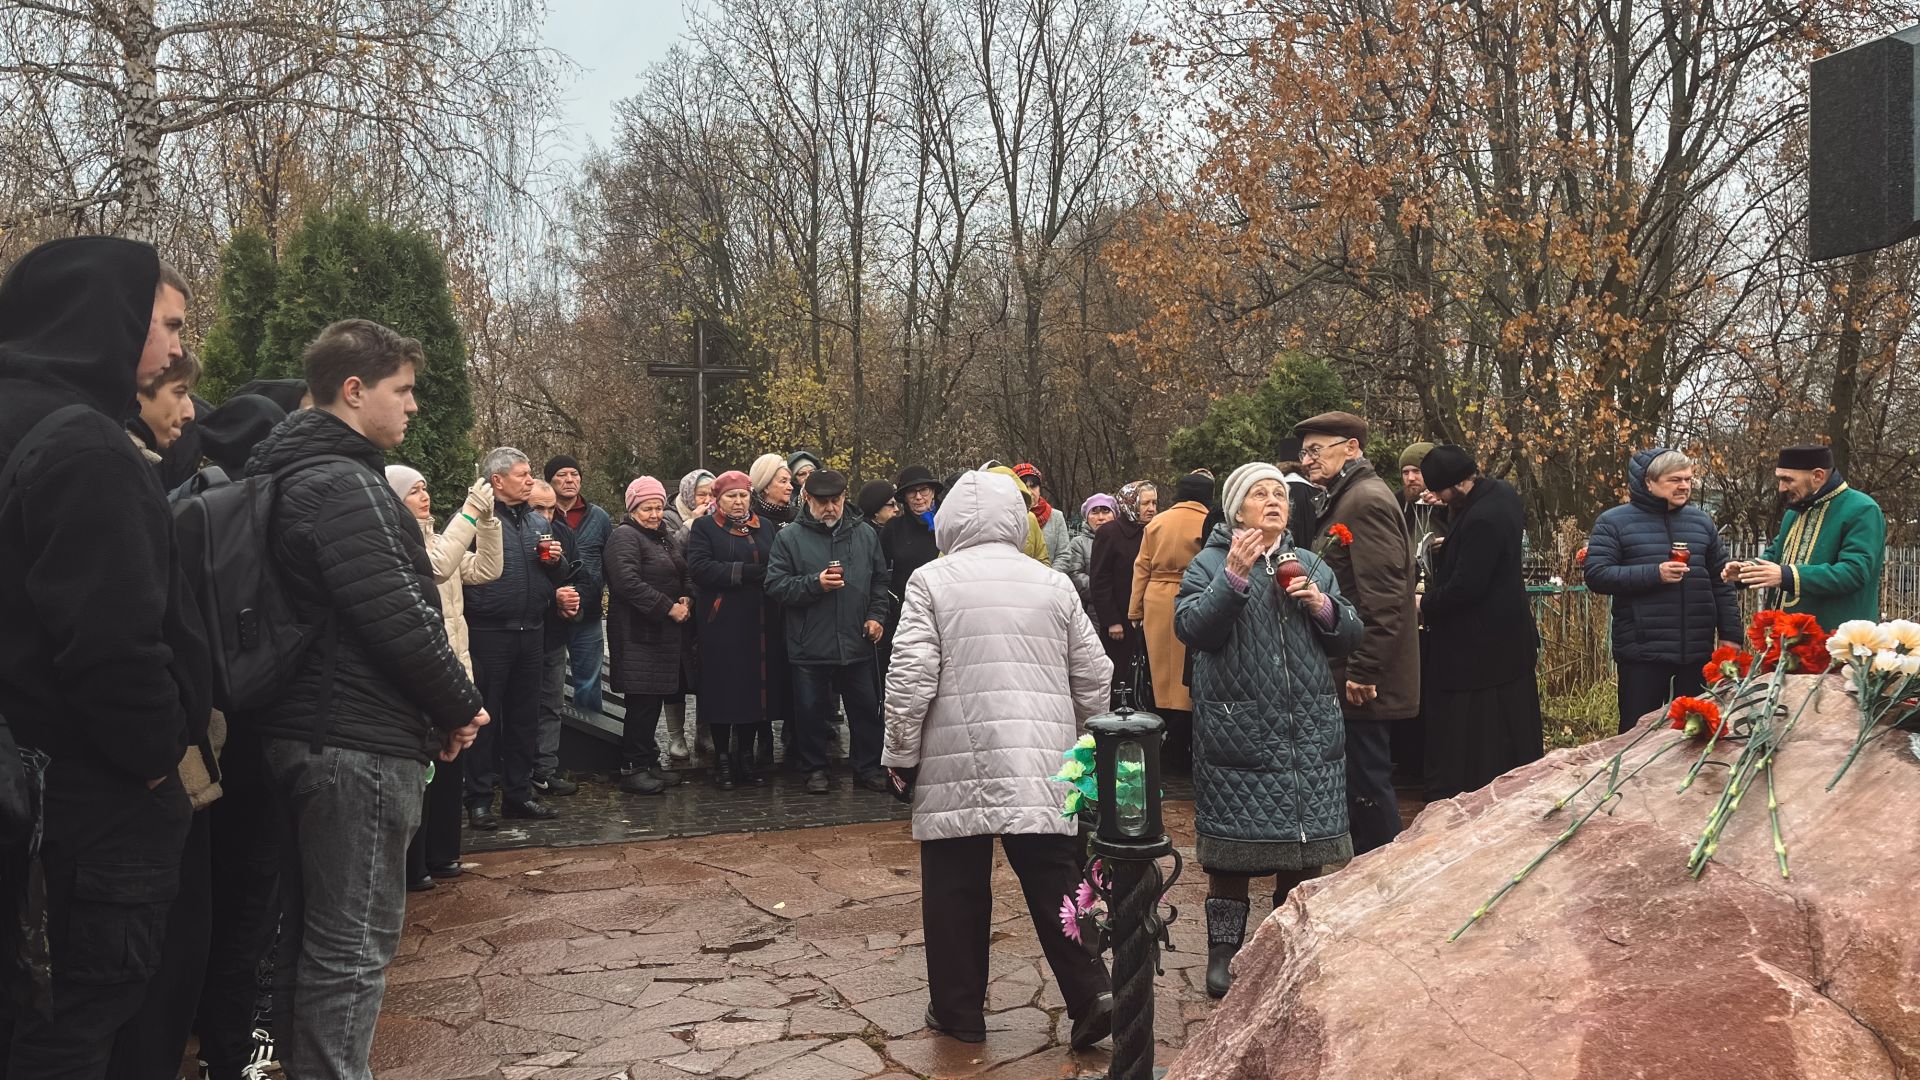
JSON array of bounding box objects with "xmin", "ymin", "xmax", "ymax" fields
[
  {"xmin": 1668, "ymin": 697, "xmax": 1723, "ymax": 740},
  {"xmin": 1702, "ymin": 645, "xmax": 1752, "ymax": 686},
  {"xmin": 1327, "ymin": 523, "xmax": 1354, "ymax": 546}
]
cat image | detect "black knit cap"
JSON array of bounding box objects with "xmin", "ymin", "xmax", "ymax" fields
[
  {"xmin": 856, "ymin": 479, "xmax": 897, "ymax": 518},
  {"xmin": 1174, "ymin": 471, "xmax": 1215, "ymax": 506},
  {"xmin": 1275, "ymin": 436, "xmax": 1305, "ymax": 464},
  {"xmin": 1420, "ymin": 444, "xmax": 1478, "ymax": 492},
  {"xmin": 543, "ymin": 454, "xmax": 581, "ymax": 482},
  {"xmin": 1777, "ymin": 444, "xmax": 1834, "ymax": 472}
]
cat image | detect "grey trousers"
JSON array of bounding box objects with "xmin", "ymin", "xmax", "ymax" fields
[
  {"xmin": 264, "ymin": 741, "xmax": 424, "ymax": 1080},
  {"xmin": 535, "ymin": 642, "xmax": 567, "ymax": 780}
]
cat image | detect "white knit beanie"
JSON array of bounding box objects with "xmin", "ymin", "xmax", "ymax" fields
[
  {"xmin": 1220, "ymin": 461, "xmax": 1285, "ymax": 529},
  {"xmin": 749, "ymin": 452, "xmax": 787, "ymax": 494},
  {"xmin": 385, "ymin": 464, "xmax": 426, "ymax": 502}
]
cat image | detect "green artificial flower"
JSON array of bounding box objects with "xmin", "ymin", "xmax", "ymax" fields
[{"xmin": 1058, "ymin": 759, "xmax": 1086, "ymax": 781}]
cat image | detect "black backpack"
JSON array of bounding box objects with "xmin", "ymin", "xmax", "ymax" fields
[{"xmin": 171, "ymin": 454, "xmax": 357, "ymax": 714}]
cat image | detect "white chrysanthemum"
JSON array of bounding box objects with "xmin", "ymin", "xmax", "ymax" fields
[
  {"xmin": 1872, "ymin": 649, "xmax": 1902, "ymax": 674},
  {"xmin": 1882, "ymin": 620, "xmax": 1920, "ymax": 653},
  {"xmin": 1831, "ymin": 620, "xmax": 1893, "ymax": 663}
]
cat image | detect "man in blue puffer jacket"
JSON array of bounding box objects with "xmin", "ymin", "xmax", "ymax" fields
[{"xmin": 1584, "ymin": 448, "xmax": 1743, "ymax": 733}]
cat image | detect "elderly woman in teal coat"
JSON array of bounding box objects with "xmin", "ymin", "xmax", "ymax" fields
[{"xmin": 1175, "ymin": 460, "xmax": 1363, "ymax": 1001}]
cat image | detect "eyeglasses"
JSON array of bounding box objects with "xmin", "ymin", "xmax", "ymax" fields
[{"xmin": 1299, "ymin": 439, "xmax": 1351, "ymax": 461}]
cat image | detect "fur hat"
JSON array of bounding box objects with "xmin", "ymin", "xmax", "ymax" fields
[{"xmin": 1420, "ymin": 444, "xmax": 1478, "ymax": 492}]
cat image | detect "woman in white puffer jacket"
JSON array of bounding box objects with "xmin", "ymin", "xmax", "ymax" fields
[{"xmin": 882, "ymin": 469, "xmax": 1114, "ymax": 1051}]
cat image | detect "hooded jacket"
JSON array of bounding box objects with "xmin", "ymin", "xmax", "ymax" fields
[
  {"xmin": 244, "ymin": 408, "xmax": 483, "ymax": 759},
  {"xmin": 764, "ymin": 502, "xmax": 890, "ymax": 665},
  {"xmin": 0, "ymin": 236, "xmax": 209, "ymax": 784},
  {"xmin": 882, "ymin": 471, "xmax": 1112, "ymax": 841},
  {"xmin": 1584, "ymin": 449, "xmax": 1742, "ymax": 663}
]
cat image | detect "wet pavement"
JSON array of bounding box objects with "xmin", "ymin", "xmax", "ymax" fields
[{"xmin": 381, "ymin": 805, "xmax": 1235, "ymax": 1080}]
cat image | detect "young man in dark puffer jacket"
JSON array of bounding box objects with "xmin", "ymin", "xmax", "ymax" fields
[{"xmin": 243, "ymin": 319, "xmax": 486, "ymax": 1080}]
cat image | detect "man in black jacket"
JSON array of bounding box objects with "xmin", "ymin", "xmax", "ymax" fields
[
  {"xmin": 463, "ymin": 448, "xmax": 574, "ymax": 827},
  {"xmin": 0, "ymin": 237, "xmax": 210, "ymax": 1074},
  {"xmin": 244, "ymin": 318, "xmax": 486, "ymax": 1079}
]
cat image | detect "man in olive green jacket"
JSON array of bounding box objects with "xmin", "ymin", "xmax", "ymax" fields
[{"xmin": 1730, "ymin": 444, "xmax": 1886, "ymax": 630}]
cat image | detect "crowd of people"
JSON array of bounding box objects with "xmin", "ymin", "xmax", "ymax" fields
[{"xmin": 0, "ymin": 235, "xmax": 1891, "ymax": 1078}]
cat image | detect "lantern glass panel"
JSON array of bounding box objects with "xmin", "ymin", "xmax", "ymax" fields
[{"xmin": 1116, "ymin": 741, "xmax": 1147, "ymax": 836}]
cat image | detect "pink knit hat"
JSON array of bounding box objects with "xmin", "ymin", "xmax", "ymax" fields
[{"xmin": 624, "ymin": 476, "xmax": 667, "ymax": 513}]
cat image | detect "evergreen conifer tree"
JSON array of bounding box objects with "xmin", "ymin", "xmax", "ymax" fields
[{"xmin": 197, "ymin": 227, "xmax": 279, "ymax": 403}]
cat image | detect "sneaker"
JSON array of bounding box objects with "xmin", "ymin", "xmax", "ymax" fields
[
  {"xmin": 805, "ymin": 769, "xmax": 832, "ymax": 795},
  {"xmin": 667, "ymin": 736, "xmax": 689, "ymax": 761},
  {"xmin": 531, "ymin": 774, "xmax": 580, "ymax": 797},
  {"xmin": 501, "ymin": 799, "xmax": 556, "ymax": 820}
]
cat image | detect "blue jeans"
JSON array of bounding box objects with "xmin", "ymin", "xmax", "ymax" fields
[
  {"xmin": 566, "ymin": 620, "xmax": 605, "ymax": 715},
  {"xmin": 264, "ymin": 741, "xmax": 424, "ymax": 1080},
  {"xmin": 791, "ymin": 660, "xmax": 882, "ymax": 777}
]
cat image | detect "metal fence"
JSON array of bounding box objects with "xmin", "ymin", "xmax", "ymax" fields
[{"xmin": 1525, "ymin": 547, "xmax": 1920, "ymax": 692}]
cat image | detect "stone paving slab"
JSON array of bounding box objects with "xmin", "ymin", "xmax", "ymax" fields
[{"xmin": 380, "ymin": 805, "xmax": 1235, "ymax": 1079}]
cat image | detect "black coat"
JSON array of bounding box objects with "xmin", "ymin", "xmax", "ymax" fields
[
  {"xmin": 686, "ymin": 512, "xmax": 774, "ymax": 725},
  {"xmin": 1584, "ymin": 449, "xmax": 1743, "ymax": 664},
  {"xmin": 1420, "ymin": 477, "xmax": 1539, "ymax": 690},
  {"xmin": 0, "ymin": 237, "xmax": 209, "ymax": 784},
  {"xmin": 1088, "ymin": 518, "xmax": 1146, "ymax": 630},
  {"xmin": 246, "ymin": 409, "xmax": 482, "ymax": 760},
  {"xmin": 881, "ymin": 509, "xmax": 941, "ymax": 608},
  {"xmin": 605, "ymin": 518, "xmax": 694, "ymax": 696}
]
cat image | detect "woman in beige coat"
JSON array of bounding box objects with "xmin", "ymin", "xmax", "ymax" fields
[
  {"xmin": 882, "ymin": 470, "xmax": 1112, "ymax": 1050},
  {"xmin": 388, "ymin": 465, "xmax": 501, "ymax": 890},
  {"xmin": 388, "ymin": 467, "xmax": 503, "ymax": 675},
  {"xmin": 1128, "ymin": 471, "xmax": 1215, "ymax": 768}
]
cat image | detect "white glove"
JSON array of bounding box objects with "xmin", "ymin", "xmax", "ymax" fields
[{"xmin": 465, "ymin": 477, "xmax": 495, "ymax": 521}]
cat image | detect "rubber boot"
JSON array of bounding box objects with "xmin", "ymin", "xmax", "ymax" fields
[
  {"xmin": 1205, "ymin": 897, "xmax": 1249, "ymax": 999},
  {"xmin": 665, "ymin": 702, "xmax": 689, "ymax": 761}
]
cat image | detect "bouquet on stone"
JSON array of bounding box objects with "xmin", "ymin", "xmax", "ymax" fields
[
  {"xmin": 1824, "ymin": 619, "xmax": 1920, "ymax": 790},
  {"xmin": 1452, "ymin": 609, "xmax": 1831, "ymax": 941}
]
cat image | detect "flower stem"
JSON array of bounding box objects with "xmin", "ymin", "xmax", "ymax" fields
[
  {"xmin": 1766, "ymin": 759, "xmax": 1788, "ymax": 879},
  {"xmin": 1452, "ymin": 736, "xmax": 1684, "ymax": 941}
]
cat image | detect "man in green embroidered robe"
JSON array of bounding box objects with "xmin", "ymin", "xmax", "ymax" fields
[{"xmin": 1727, "ymin": 444, "xmax": 1885, "ymax": 629}]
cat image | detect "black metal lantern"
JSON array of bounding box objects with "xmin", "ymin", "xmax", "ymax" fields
[{"xmin": 1086, "ymin": 706, "xmax": 1170, "ymax": 855}]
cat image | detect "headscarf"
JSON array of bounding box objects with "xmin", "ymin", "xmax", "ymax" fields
[
  {"xmin": 1116, "ymin": 481, "xmax": 1154, "ymax": 523},
  {"xmin": 625, "ymin": 476, "xmax": 667, "ymax": 514},
  {"xmin": 1012, "ymin": 462, "xmax": 1053, "ymax": 525},
  {"xmin": 677, "ymin": 468, "xmax": 714, "ymax": 520}
]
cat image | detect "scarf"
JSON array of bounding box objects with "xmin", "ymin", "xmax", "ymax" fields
[
  {"xmin": 917, "ymin": 507, "xmax": 936, "ymax": 531},
  {"xmin": 717, "ymin": 510, "xmax": 760, "ymax": 536},
  {"xmin": 1032, "ymin": 494, "xmax": 1053, "ymax": 527}
]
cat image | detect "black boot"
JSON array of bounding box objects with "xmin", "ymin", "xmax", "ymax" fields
[{"xmin": 1205, "ymin": 897, "xmax": 1249, "ymax": 999}]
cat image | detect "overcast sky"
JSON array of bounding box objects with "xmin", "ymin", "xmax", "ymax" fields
[{"xmin": 545, "ymin": 0, "xmax": 690, "ymax": 160}]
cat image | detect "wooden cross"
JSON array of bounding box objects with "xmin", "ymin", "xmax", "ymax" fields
[{"xmin": 647, "ymin": 319, "xmax": 750, "ymax": 470}]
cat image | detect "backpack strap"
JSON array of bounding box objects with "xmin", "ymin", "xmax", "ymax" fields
[{"xmin": 265, "ymin": 453, "xmax": 376, "ymax": 754}]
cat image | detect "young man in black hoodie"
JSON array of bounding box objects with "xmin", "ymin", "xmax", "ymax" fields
[
  {"xmin": 243, "ymin": 318, "xmax": 487, "ymax": 1079},
  {"xmin": 0, "ymin": 237, "xmax": 210, "ymax": 1073}
]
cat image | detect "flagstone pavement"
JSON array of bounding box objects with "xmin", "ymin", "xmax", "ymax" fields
[{"xmin": 375, "ymin": 803, "xmax": 1235, "ymax": 1080}]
